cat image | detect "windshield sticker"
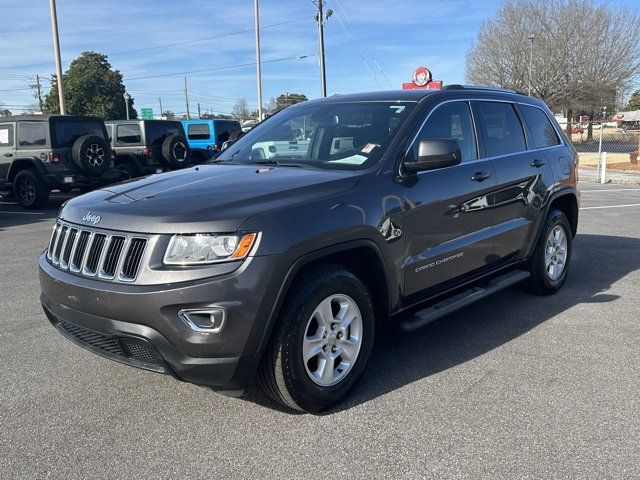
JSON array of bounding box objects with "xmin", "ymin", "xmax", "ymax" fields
[
  {"xmin": 361, "ymin": 143, "xmax": 379, "ymax": 154},
  {"xmin": 328, "ymin": 154, "xmax": 368, "ymax": 165}
]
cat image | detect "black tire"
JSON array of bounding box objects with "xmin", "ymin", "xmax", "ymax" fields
[
  {"xmin": 116, "ymin": 162, "xmax": 139, "ymax": 181},
  {"xmin": 13, "ymin": 169, "xmax": 50, "ymax": 209},
  {"xmin": 161, "ymin": 134, "xmax": 190, "ymax": 168},
  {"xmin": 525, "ymin": 209, "xmax": 572, "ymax": 295},
  {"xmin": 71, "ymin": 135, "xmax": 111, "ymax": 177},
  {"xmin": 258, "ymin": 264, "xmax": 375, "ymax": 412}
]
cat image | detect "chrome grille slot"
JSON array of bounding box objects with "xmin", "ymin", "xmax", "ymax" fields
[
  {"xmin": 100, "ymin": 236, "xmax": 125, "ymax": 279},
  {"xmin": 71, "ymin": 231, "xmax": 91, "ymax": 272},
  {"xmin": 52, "ymin": 226, "xmax": 68, "ymax": 263},
  {"xmin": 60, "ymin": 228, "xmax": 78, "ymax": 269},
  {"xmin": 83, "ymin": 234, "xmax": 107, "ymax": 276},
  {"xmin": 47, "ymin": 221, "xmax": 148, "ymax": 283},
  {"xmin": 120, "ymin": 238, "xmax": 147, "ymax": 281},
  {"xmin": 47, "ymin": 224, "xmax": 60, "ymax": 259}
]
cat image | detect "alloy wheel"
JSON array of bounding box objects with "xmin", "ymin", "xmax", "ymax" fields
[{"xmin": 545, "ymin": 225, "xmax": 568, "ymax": 280}]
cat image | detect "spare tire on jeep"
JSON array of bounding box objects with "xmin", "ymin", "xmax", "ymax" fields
[
  {"xmin": 161, "ymin": 134, "xmax": 190, "ymax": 168},
  {"xmin": 71, "ymin": 135, "xmax": 111, "ymax": 177}
]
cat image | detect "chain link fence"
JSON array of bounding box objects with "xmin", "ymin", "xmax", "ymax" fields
[{"xmin": 566, "ymin": 122, "xmax": 640, "ymax": 181}]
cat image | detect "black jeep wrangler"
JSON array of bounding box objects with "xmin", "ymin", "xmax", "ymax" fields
[
  {"xmin": 0, "ymin": 115, "xmax": 119, "ymax": 209},
  {"xmin": 105, "ymin": 120, "xmax": 190, "ymax": 179},
  {"xmin": 40, "ymin": 87, "xmax": 579, "ymax": 412}
]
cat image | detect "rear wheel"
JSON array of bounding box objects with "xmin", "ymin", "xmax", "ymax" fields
[
  {"xmin": 258, "ymin": 264, "xmax": 375, "ymax": 412},
  {"xmin": 525, "ymin": 209, "xmax": 572, "ymax": 295},
  {"xmin": 13, "ymin": 169, "xmax": 49, "ymax": 209}
]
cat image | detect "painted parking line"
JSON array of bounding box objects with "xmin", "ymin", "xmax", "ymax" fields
[
  {"xmin": 580, "ymin": 188, "xmax": 640, "ymax": 193},
  {"xmin": 580, "ymin": 203, "xmax": 640, "ymax": 210}
]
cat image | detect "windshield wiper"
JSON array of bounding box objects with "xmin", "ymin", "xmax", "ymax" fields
[{"xmin": 250, "ymin": 160, "xmax": 305, "ymax": 168}]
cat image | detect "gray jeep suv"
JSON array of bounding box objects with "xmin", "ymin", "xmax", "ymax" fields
[
  {"xmin": 105, "ymin": 120, "xmax": 190, "ymax": 179},
  {"xmin": 0, "ymin": 115, "xmax": 120, "ymax": 208},
  {"xmin": 39, "ymin": 87, "xmax": 579, "ymax": 412}
]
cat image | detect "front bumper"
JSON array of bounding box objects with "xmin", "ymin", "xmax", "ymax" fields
[{"xmin": 39, "ymin": 252, "xmax": 282, "ymax": 392}]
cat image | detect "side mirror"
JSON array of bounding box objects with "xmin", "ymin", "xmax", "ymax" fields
[{"xmin": 404, "ymin": 138, "xmax": 462, "ymax": 173}]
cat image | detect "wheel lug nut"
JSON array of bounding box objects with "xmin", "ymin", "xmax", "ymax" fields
[
  {"xmin": 337, "ymin": 332, "xmax": 343, "ymax": 339},
  {"xmin": 331, "ymin": 346, "xmax": 337, "ymax": 353}
]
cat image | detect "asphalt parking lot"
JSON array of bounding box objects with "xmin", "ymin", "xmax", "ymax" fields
[{"xmin": 1, "ymin": 182, "xmax": 639, "ymax": 479}]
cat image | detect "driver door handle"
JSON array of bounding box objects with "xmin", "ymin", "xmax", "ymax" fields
[
  {"xmin": 530, "ymin": 158, "xmax": 546, "ymax": 168},
  {"xmin": 3, "ymin": 152, "xmax": 12, "ymax": 157},
  {"xmin": 471, "ymin": 171, "xmax": 491, "ymax": 182}
]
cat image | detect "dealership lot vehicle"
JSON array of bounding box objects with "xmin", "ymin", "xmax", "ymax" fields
[
  {"xmin": 182, "ymin": 119, "xmax": 242, "ymax": 162},
  {"xmin": 39, "ymin": 87, "xmax": 579, "ymax": 412},
  {"xmin": 0, "ymin": 115, "xmax": 119, "ymax": 209},
  {"xmin": 105, "ymin": 119, "xmax": 191, "ymax": 179}
]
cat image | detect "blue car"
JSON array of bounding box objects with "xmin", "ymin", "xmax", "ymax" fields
[{"xmin": 182, "ymin": 119, "xmax": 242, "ymax": 162}]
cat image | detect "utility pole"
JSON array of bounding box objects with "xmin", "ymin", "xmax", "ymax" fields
[
  {"xmin": 158, "ymin": 97, "xmax": 163, "ymax": 119},
  {"xmin": 197, "ymin": 102, "xmax": 201, "ymax": 119},
  {"xmin": 184, "ymin": 76, "xmax": 190, "ymax": 119},
  {"xmin": 35, "ymin": 75, "xmax": 44, "ymax": 111},
  {"xmin": 254, "ymin": 0, "xmax": 263, "ymax": 120},
  {"xmin": 48, "ymin": 0, "xmax": 65, "ymax": 114},
  {"xmin": 315, "ymin": 0, "xmax": 329, "ymax": 97},
  {"xmin": 527, "ymin": 33, "xmax": 535, "ymax": 96}
]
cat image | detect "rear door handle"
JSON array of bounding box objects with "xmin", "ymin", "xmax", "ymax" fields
[
  {"xmin": 530, "ymin": 158, "xmax": 546, "ymax": 168},
  {"xmin": 471, "ymin": 171, "xmax": 491, "ymax": 182}
]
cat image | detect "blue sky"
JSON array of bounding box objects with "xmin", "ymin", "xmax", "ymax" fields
[{"xmin": 0, "ymin": 0, "xmax": 636, "ymax": 116}]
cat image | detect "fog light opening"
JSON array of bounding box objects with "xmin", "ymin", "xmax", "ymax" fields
[{"xmin": 178, "ymin": 308, "xmax": 226, "ymax": 333}]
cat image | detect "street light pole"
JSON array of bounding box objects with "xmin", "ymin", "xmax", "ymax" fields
[
  {"xmin": 528, "ymin": 33, "xmax": 535, "ymax": 96},
  {"xmin": 316, "ymin": 1, "xmax": 328, "ymax": 97},
  {"xmin": 254, "ymin": 0, "xmax": 263, "ymax": 120},
  {"xmin": 123, "ymin": 92, "xmax": 131, "ymax": 120},
  {"xmin": 48, "ymin": 0, "xmax": 66, "ymax": 114}
]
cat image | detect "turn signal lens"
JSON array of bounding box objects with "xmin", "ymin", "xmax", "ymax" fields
[{"xmin": 231, "ymin": 233, "xmax": 257, "ymax": 259}]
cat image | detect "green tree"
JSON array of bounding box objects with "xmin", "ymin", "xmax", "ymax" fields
[
  {"xmin": 625, "ymin": 90, "xmax": 640, "ymax": 111},
  {"xmin": 274, "ymin": 93, "xmax": 308, "ymax": 112},
  {"xmin": 162, "ymin": 110, "xmax": 176, "ymax": 120},
  {"xmin": 43, "ymin": 52, "xmax": 136, "ymax": 119}
]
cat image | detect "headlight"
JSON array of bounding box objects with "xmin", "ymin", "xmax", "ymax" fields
[{"xmin": 164, "ymin": 232, "xmax": 258, "ymax": 265}]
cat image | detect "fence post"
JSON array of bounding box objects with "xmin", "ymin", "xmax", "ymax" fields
[{"xmin": 600, "ymin": 151, "xmax": 607, "ymax": 184}]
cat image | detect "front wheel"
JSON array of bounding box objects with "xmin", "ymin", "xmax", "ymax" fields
[
  {"xmin": 258, "ymin": 264, "xmax": 375, "ymax": 412},
  {"xmin": 525, "ymin": 209, "xmax": 572, "ymax": 295}
]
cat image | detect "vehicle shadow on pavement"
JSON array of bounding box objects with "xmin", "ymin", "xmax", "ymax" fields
[
  {"xmin": 0, "ymin": 193, "xmax": 74, "ymax": 232},
  {"xmin": 241, "ymin": 233, "xmax": 640, "ymax": 414}
]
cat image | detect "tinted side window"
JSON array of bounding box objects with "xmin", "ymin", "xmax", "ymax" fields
[
  {"xmin": 18, "ymin": 122, "xmax": 47, "ymax": 147},
  {"xmin": 53, "ymin": 120, "xmax": 105, "ymax": 147},
  {"xmin": 214, "ymin": 121, "xmax": 242, "ymax": 143},
  {"xmin": 412, "ymin": 101, "xmax": 477, "ymax": 162},
  {"xmin": 145, "ymin": 122, "xmax": 181, "ymax": 146},
  {"xmin": 477, "ymin": 102, "xmax": 526, "ymax": 157},
  {"xmin": 0, "ymin": 124, "xmax": 14, "ymax": 147},
  {"xmin": 187, "ymin": 123, "xmax": 210, "ymax": 140},
  {"xmin": 117, "ymin": 124, "xmax": 142, "ymax": 144},
  {"xmin": 520, "ymin": 104, "xmax": 560, "ymax": 149}
]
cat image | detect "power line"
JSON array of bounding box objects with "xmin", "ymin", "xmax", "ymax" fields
[
  {"xmin": 125, "ymin": 54, "xmax": 315, "ymax": 81},
  {"xmin": 0, "ymin": 18, "xmax": 311, "ymax": 71}
]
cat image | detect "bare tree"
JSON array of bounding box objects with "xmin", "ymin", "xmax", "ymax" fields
[
  {"xmin": 466, "ymin": 0, "xmax": 640, "ymax": 126},
  {"xmin": 231, "ymin": 98, "xmax": 251, "ymax": 120}
]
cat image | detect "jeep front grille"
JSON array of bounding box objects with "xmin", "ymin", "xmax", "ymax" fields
[{"xmin": 47, "ymin": 222, "xmax": 147, "ymax": 282}]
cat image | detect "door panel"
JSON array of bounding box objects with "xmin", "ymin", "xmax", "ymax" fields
[{"xmin": 402, "ymin": 160, "xmax": 497, "ymax": 296}]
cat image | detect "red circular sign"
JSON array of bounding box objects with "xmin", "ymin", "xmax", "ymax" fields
[{"xmin": 413, "ymin": 67, "xmax": 432, "ymax": 87}]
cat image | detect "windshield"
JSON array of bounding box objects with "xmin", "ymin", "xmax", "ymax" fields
[
  {"xmin": 53, "ymin": 120, "xmax": 106, "ymax": 147},
  {"xmin": 214, "ymin": 101, "xmax": 416, "ymax": 170}
]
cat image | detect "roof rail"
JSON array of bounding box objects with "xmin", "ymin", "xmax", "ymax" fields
[{"xmin": 442, "ymin": 84, "xmax": 528, "ymax": 96}]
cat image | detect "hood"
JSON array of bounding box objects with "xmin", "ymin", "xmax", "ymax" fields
[{"xmin": 60, "ymin": 164, "xmax": 360, "ymax": 233}]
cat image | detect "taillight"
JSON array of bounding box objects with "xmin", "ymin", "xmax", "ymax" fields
[
  {"xmin": 48, "ymin": 152, "xmax": 61, "ymax": 164},
  {"xmin": 143, "ymin": 147, "xmax": 154, "ymax": 165},
  {"xmin": 213, "ymin": 144, "xmax": 220, "ymax": 152}
]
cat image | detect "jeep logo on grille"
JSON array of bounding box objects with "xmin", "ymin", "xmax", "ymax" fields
[{"xmin": 82, "ymin": 212, "xmax": 101, "ymax": 225}]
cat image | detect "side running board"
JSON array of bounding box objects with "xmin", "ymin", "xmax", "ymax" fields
[{"xmin": 399, "ymin": 269, "xmax": 530, "ymax": 332}]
